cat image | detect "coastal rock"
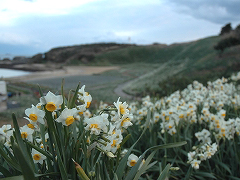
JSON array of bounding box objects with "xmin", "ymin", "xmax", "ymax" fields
[
  {"xmin": 31, "ymin": 53, "xmax": 44, "ymax": 63},
  {"xmin": 12, "ymin": 56, "xmax": 30, "ymax": 64},
  {"xmin": 44, "ymin": 43, "xmax": 134, "ymax": 64}
]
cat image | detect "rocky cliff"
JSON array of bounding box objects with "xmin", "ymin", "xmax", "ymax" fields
[{"xmin": 35, "ymin": 43, "xmax": 135, "ymax": 64}]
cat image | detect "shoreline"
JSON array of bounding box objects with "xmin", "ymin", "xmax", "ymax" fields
[{"xmin": 3, "ymin": 65, "xmax": 119, "ymax": 82}]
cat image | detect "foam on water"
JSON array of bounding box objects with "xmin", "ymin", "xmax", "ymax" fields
[{"xmin": 0, "ymin": 68, "xmax": 30, "ymax": 78}]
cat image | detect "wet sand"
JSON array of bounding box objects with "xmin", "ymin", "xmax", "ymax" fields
[{"xmin": 5, "ymin": 66, "xmax": 119, "ymax": 82}]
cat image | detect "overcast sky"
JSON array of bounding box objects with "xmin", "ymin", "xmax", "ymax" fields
[{"xmin": 0, "ymin": 0, "xmax": 239, "ymax": 57}]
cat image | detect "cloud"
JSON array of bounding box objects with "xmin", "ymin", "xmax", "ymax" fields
[
  {"xmin": 0, "ymin": 0, "xmax": 99, "ymax": 26},
  {"xmin": 0, "ymin": 0, "xmax": 238, "ymax": 56},
  {"xmin": 163, "ymin": 0, "xmax": 240, "ymax": 25}
]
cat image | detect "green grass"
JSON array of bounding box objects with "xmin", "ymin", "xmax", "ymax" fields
[{"xmin": 2, "ymin": 35, "xmax": 240, "ymax": 124}]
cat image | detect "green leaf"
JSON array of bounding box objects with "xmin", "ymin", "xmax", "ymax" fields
[
  {"xmin": 68, "ymin": 83, "xmax": 81, "ymax": 109},
  {"xmin": 61, "ymin": 78, "xmax": 66, "ymax": 111},
  {"xmin": 12, "ymin": 113, "xmax": 35, "ymax": 168},
  {"xmin": 133, "ymin": 151, "xmax": 157, "ymax": 180},
  {"xmin": 115, "ymin": 110, "xmax": 152, "ymax": 179},
  {"xmin": 24, "ymin": 140, "xmax": 53, "ymax": 160},
  {"xmin": 11, "ymin": 142, "xmax": 37, "ymax": 180},
  {"xmin": 0, "ymin": 145, "xmax": 21, "ymax": 172},
  {"xmin": 125, "ymin": 141, "xmax": 186, "ymax": 180},
  {"xmin": 212, "ymin": 159, "xmax": 232, "ymax": 175},
  {"xmin": 0, "ymin": 163, "xmax": 12, "ymax": 177},
  {"xmin": 113, "ymin": 173, "xmax": 119, "ymax": 180},
  {"xmin": 194, "ymin": 172, "xmax": 217, "ymax": 179},
  {"xmin": 37, "ymin": 84, "xmax": 44, "ymax": 97},
  {"xmin": 120, "ymin": 134, "xmax": 131, "ymax": 147},
  {"xmin": 103, "ymin": 162, "xmax": 111, "ymax": 180},
  {"xmin": 1, "ymin": 175, "xmax": 24, "ymax": 180},
  {"xmin": 157, "ymin": 164, "xmax": 171, "ymax": 180},
  {"xmin": 35, "ymin": 172, "xmax": 61, "ymax": 178},
  {"xmin": 225, "ymin": 176, "xmax": 240, "ymax": 180},
  {"xmin": 184, "ymin": 166, "xmax": 193, "ymax": 180},
  {"xmin": 52, "ymin": 132, "xmax": 69, "ymax": 180}
]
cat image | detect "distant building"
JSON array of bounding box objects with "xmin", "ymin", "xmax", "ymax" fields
[
  {"xmin": 0, "ymin": 81, "xmax": 7, "ymax": 95},
  {"xmin": 0, "ymin": 81, "xmax": 7, "ymax": 111}
]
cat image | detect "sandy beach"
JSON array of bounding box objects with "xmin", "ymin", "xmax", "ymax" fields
[{"xmin": 5, "ymin": 65, "xmax": 119, "ymax": 82}]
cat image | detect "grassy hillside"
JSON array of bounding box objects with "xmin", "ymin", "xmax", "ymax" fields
[
  {"xmin": 92, "ymin": 35, "xmax": 240, "ymax": 97},
  {"xmin": 93, "ymin": 43, "xmax": 189, "ymax": 65}
]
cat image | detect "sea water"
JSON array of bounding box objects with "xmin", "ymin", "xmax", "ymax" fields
[{"xmin": 0, "ymin": 68, "xmax": 30, "ymax": 78}]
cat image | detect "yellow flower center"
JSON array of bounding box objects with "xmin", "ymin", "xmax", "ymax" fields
[
  {"xmin": 120, "ymin": 104, "xmax": 125, "ymax": 115},
  {"xmin": 29, "ymin": 114, "xmax": 38, "ymax": 122},
  {"xmin": 90, "ymin": 124, "xmax": 98, "ymax": 129},
  {"xmin": 27, "ymin": 124, "xmax": 35, "ymax": 129},
  {"xmin": 130, "ymin": 160, "xmax": 137, "ymax": 167},
  {"xmin": 179, "ymin": 114, "xmax": 184, "ymax": 118},
  {"xmin": 46, "ymin": 102, "xmax": 57, "ymax": 112},
  {"xmin": 65, "ymin": 116, "xmax": 75, "ymax": 126},
  {"xmin": 86, "ymin": 102, "xmax": 91, "ymax": 108},
  {"xmin": 111, "ymin": 140, "xmax": 117, "ymax": 147},
  {"xmin": 121, "ymin": 117, "xmax": 130, "ymax": 126},
  {"xmin": 21, "ymin": 132, "xmax": 28, "ymax": 139},
  {"xmin": 86, "ymin": 137, "xmax": 90, "ymax": 144},
  {"xmin": 33, "ymin": 154, "xmax": 41, "ymax": 161}
]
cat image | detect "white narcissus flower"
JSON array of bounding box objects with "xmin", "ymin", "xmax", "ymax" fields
[
  {"xmin": 191, "ymin": 159, "xmax": 201, "ymax": 169},
  {"xmin": 0, "ymin": 124, "xmax": 12, "ymax": 138},
  {"xmin": 115, "ymin": 114, "xmax": 133, "ymax": 129},
  {"xmin": 24, "ymin": 104, "xmax": 45, "ymax": 124},
  {"xmin": 101, "ymin": 129, "xmax": 123, "ymax": 153},
  {"xmin": 114, "ymin": 97, "xmax": 129, "ymax": 117},
  {"xmin": 40, "ymin": 91, "xmax": 63, "ymax": 112},
  {"xmin": 127, "ymin": 154, "xmax": 139, "ymax": 167},
  {"xmin": 20, "ymin": 125, "xmax": 34, "ymax": 142},
  {"xmin": 85, "ymin": 114, "xmax": 109, "ymax": 135},
  {"xmin": 127, "ymin": 154, "xmax": 145, "ymax": 169},
  {"xmin": 32, "ymin": 149, "xmax": 46, "ymax": 164},
  {"xmin": 83, "ymin": 94, "xmax": 92, "ymax": 108},
  {"xmin": 56, "ymin": 108, "xmax": 78, "ymax": 126},
  {"xmin": 78, "ymin": 85, "xmax": 92, "ymax": 108}
]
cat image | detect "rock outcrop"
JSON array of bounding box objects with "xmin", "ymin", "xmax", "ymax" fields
[{"xmin": 43, "ymin": 43, "xmax": 134, "ymax": 64}]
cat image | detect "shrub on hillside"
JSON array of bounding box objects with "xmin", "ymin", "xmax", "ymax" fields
[
  {"xmin": 219, "ymin": 23, "xmax": 232, "ymax": 36},
  {"xmin": 214, "ymin": 36, "xmax": 240, "ymax": 53}
]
